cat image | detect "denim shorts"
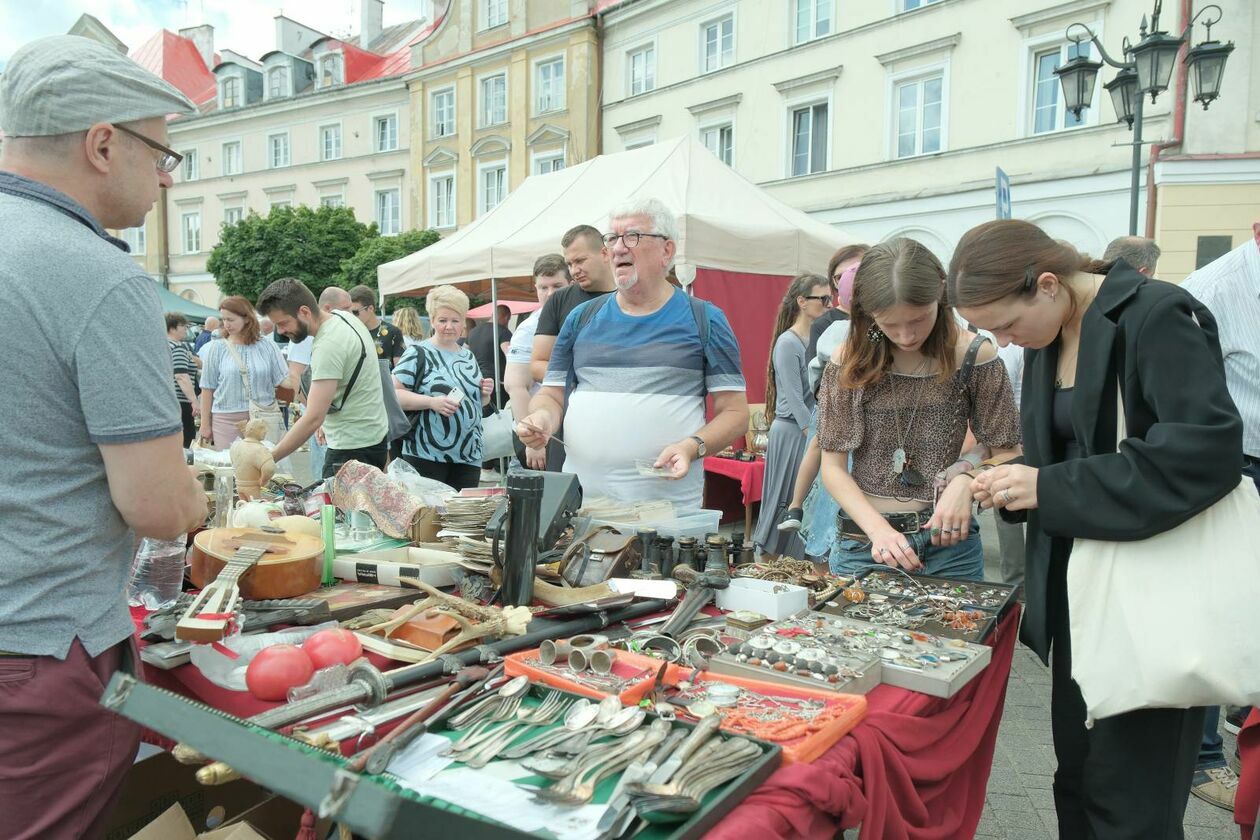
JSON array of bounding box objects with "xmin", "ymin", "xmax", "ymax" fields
[{"xmin": 828, "ymin": 515, "xmax": 984, "ymax": 581}]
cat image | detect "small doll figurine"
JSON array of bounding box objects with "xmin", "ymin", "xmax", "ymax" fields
[{"xmin": 230, "ymin": 418, "xmax": 276, "ymax": 500}]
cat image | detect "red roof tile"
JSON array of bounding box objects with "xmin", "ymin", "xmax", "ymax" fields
[{"xmin": 130, "ymin": 30, "xmax": 217, "ymax": 106}]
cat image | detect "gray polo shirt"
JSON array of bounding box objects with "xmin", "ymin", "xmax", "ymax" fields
[{"xmin": 0, "ymin": 172, "xmax": 181, "ymax": 659}]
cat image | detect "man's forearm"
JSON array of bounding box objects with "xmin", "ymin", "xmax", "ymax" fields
[
  {"xmin": 693, "ymin": 399, "xmax": 750, "ymax": 454},
  {"xmin": 525, "ymin": 390, "xmax": 564, "ymax": 429},
  {"xmin": 272, "ymin": 409, "xmax": 325, "ymax": 462},
  {"xmin": 175, "ymin": 374, "xmax": 196, "ymax": 405}
]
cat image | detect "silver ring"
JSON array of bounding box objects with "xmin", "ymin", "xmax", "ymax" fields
[
  {"xmin": 947, "ymin": 527, "xmax": 961, "ymax": 533},
  {"xmin": 1000, "ymin": 489, "xmax": 1013, "ymax": 504},
  {"xmin": 900, "ymin": 543, "xmax": 911, "ymax": 551}
]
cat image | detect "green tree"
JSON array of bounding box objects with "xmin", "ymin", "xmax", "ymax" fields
[
  {"xmin": 338, "ymin": 228, "xmax": 441, "ymax": 310},
  {"xmin": 207, "ymin": 205, "xmax": 372, "ymax": 302}
]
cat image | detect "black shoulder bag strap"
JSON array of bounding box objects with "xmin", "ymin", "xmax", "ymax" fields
[
  {"xmin": 327, "ymin": 311, "xmax": 368, "ymax": 414},
  {"xmin": 959, "ymin": 333, "xmax": 991, "ymax": 414}
]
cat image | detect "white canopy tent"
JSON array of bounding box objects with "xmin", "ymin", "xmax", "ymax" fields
[{"xmin": 377, "ymin": 136, "xmax": 854, "ymax": 295}]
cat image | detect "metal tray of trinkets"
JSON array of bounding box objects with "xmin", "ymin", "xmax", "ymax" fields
[
  {"xmin": 814, "ymin": 570, "xmax": 1018, "ymax": 643},
  {"xmin": 706, "ymin": 614, "xmax": 884, "ymax": 696},
  {"xmin": 825, "ymin": 615, "xmax": 992, "ymax": 698}
]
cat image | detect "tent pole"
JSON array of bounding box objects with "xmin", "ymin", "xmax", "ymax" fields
[{"xmin": 489, "ymin": 276, "xmax": 507, "ymax": 487}]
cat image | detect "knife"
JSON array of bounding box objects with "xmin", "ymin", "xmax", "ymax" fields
[
  {"xmin": 643, "ymin": 713, "xmax": 720, "ymax": 787},
  {"xmin": 596, "ymin": 726, "xmax": 685, "ymax": 835}
]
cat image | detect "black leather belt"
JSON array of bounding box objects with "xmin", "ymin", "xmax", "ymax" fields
[{"xmin": 837, "ymin": 510, "xmax": 932, "ymax": 541}]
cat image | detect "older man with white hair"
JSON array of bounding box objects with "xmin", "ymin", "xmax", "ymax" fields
[
  {"xmin": 0, "ymin": 34, "xmax": 207, "ymax": 836},
  {"xmin": 519, "ymin": 198, "xmax": 749, "ymax": 508}
]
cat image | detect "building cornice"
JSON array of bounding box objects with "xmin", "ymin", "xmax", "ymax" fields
[
  {"xmin": 405, "ymin": 17, "xmax": 593, "ymax": 82},
  {"xmin": 170, "ymin": 75, "xmax": 408, "ymax": 134},
  {"xmin": 613, "ymin": 115, "xmax": 662, "ymax": 137},
  {"xmin": 1010, "ymin": 0, "xmax": 1112, "ymax": 31},
  {"xmin": 875, "ymin": 33, "xmax": 962, "ymax": 67},
  {"xmin": 686, "ymin": 92, "xmax": 742, "ymax": 117},
  {"xmin": 772, "ymin": 66, "xmax": 842, "ymax": 95}
]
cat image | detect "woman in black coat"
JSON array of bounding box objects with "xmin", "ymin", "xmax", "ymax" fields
[{"xmin": 947, "ymin": 220, "xmax": 1243, "ymax": 840}]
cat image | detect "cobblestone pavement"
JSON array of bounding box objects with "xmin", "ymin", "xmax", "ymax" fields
[{"xmin": 974, "ymin": 512, "xmax": 1239, "ymax": 840}]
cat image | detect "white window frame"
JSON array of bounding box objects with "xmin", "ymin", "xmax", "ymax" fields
[
  {"xmin": 700, "ymin": 14, "xmax": 735, "ymax": 74},
  {"xmin": 627, "ymin": 43, "xmax": 656, "ymax": 97},
  {"xmin": 898, "ymin": 0, "xmax": 943, "ymax": 11},
  {"xmin": 221, "ymin": 140, "xmax": 242, "ymax": 176},
  {"xmin": 220, "ymin": 76, "xmax": 240, "ymax": 108},
  {"xmin": 429, "ymin": 171, "xmax": 456, "ymax": 229},
  {"xmin": 792, "ymin": 0, "xmax": 832, "ymax": 46},
  {"xmin": 267, "ymin": 65, "xmax": 290, "ymax": 99},
  {"xmin": 700, "ymin": 121, "xmax": 734, "ymax": 165},
  {"xmin": 319, "ymin": 122, "xmax": 342, "ymax": 161},
  {"xmin": 374, "ymin": 188, "xmax": 402, "ymax": 235},
  {"xmin": 268, "ymin": 132, "xmax": 291, "ymax": 169},
  {"xmin": 479, "ymin": 73, "xmax": 507, "ymax": 128},
  {"xmin": 318, "ymin": 52, "xmax": 343, "ymax": 88},
  {"xmin": 534, "ymin": 56, "xmax": 566, "ymax": 115},
  {"xmin": 122, "ymin": 226, "xmax": 146, "ymax": 255},
  {"xmin": 430, "ymin": 88, "xmax": 455, "ymax": 138},
  {"xmin": 270, "ymin": 199, "xmax": 292, "ymax": 210},
  {"xmin": 181, "ymin": 212, "xmax": 201, "ymax": 254},
  {"xmin": 888, "ymin": 63, "xmax": 949, "ymax": 159},
  {"xmin": 372, "ymin": 111, "xmax": 400, "ymax": 151},
  {"xmin": 223, "ymin": 206, "xmax": 244, "ymax": 226},
  {"xmin": 481, "ymin": 0, "xmax": 507, "ymax": 30},
  {"xmin": 477, "ymin": 160, "xmax": 508, "ymax": 216},
  {"xmin": 532, "ymin": 149, "xmax": 566, "ymax": 175},
  {"xmin": 181, "ymin": 149, "xmax": 198, "ymax": 182},
  {"xmin": 319, "ymin": 193, "xmax": 345, "ymax": 209},
  {"xmin": 785, "ymin": 97, "xmax": 830, "ymax": 178},
  {"xmin": 1021, "ymin": 35, "xmax": 1100, "ymax": 136}
]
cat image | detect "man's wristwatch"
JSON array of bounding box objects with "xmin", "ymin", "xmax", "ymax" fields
[{"xmin": 689, "ymin": 435, "xmax": 707, "ymax": 458}]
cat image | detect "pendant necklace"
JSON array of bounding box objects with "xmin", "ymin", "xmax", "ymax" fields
[{"xmin": 888, "ymin": 358, "xmax": 931, "ymax": 482}]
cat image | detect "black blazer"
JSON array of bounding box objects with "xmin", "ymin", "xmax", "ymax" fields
[{"xmin": 1007, "ymin": 261, "xmax": 1243, "ymax": 662}]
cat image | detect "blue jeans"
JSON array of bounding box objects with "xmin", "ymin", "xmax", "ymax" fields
[
  {"xmin": 829, "ymin": 515, "xmax": 985, "ymax": 581},
  {"xmin": 1198, "ymin": 706, "xmax": 1226, "ymax": 769}
]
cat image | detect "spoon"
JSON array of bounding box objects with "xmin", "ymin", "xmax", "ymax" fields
[{"xmin": 499, "ymin": 698, "xmax": 598, "ymax": 760}]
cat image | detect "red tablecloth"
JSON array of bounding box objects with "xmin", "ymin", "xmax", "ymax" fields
[
  {"xmin": 709, "ymin": 606, "xmax": 1021, "ymax": 840},
  {"xmin": 134, "ymin": 605, "xmax": 1019, "ymax": 840},
  {"xmin": 704, "ymin": 456, "xmax": 765, "ymax": 505}
]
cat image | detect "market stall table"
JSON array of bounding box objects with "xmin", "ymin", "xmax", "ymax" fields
[
  {"xmin": 127, "ymin": 602, "xmax": 1019, "ymax": 840},
  {"xmin": 704, "ymin": 455, "xmax": 765, "ymax": 534}
]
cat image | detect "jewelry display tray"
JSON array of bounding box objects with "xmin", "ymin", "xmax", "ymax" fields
[
  {"xmin": 825, "ymin": 615, "xmax": 992, "ymax": 698},
  {"xmin": 814, "ymin": 571, "xmax": 1019, "ymax": 643},
  {"xmin": 706, "ymin": 615, "xmax": 884, "ymax": 696}
]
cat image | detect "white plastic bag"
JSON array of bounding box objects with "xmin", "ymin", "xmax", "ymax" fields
[
  {"xmin": 188, "ymin": 622, "xmax": 338, "ymax": 691},
  {"xmin": 386, "ymin": 458, "xmax": 456, "ymax": 507}
]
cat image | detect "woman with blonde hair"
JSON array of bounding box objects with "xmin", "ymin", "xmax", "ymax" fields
[
  {"xmin": 199, "ymin": 295, "xmax": 289, "ymax": 450},
  {"xmin": 751, "ymin": 272, "xmax": 834, "ymax": 558},
  {"xmin": 392, "ymin": 286, "xmax": 494, "ymax": 490},
  {"xmin": 392, "ymin": 306, "xmax": 426, "ymax": 348},
  {"xmin": 817, "ymin": 238, "xmax": 1021, "ymax": 579}
]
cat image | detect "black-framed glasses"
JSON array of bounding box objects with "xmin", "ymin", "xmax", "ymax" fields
[
  {"xmin": 602, "ymin": 232, "xmax": 669, "ymax": 248},
  {"xmin": 802, "ymin": 295, "xmax": 834, "ymax": 306},
  {"xmin": 113, "ymin": 124, "xmax": 183, "ymax": 173}
]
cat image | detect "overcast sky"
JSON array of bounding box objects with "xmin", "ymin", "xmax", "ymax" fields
[{"xmin": 0, "ymin": 0, "xmax": 426, "ymax": 70}]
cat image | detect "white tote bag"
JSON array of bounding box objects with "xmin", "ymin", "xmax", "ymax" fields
[{"xmin": 1068, "ymin": 383, "xmax": 1260, "ymax": 724}]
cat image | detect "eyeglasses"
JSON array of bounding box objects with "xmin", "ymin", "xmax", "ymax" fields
[
  {"xmin": 802, "ymin": 295, "xmax": 834, "ymax": 306},
  {"xmin": 350, "ymin": 308, "xmax": 365, "ymax": 316},
  {"xmin": 602, "ymin": 232, "xmax": 669, "ymax": 248},
  {"xmin": 113, "ymin": 124, "xmax": 183, "ymax": 173}
]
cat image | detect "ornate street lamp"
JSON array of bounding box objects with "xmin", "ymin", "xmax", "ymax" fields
[
  {"xmin": 1104, "ymin": 67, "xmax": 1139, "ymax": 127},
  {"xmin": 1053, "ymin": 2, "xmax": 1232, "ymax": 235}
]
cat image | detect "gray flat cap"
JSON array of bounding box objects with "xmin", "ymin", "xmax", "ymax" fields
[{"xmin": 0, "ymin": 35, "xmax": 196, "ymax": 137}]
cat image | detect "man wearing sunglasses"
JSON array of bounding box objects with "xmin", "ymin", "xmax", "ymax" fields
[{"xmin": 0, "ymin": 36, "xmax": 207, "ymax": 837}]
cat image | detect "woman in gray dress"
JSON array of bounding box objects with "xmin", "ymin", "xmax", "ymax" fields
[{"xmin": 752, "ymin": 272, "xmax": 834, "ymax": 558}]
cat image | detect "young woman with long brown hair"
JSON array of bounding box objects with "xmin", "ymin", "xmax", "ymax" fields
[
  {"xmin": 751, "ymin": 272, "xmax": 834, "ymax": 558},
  {"xmin": 950, "ymin": 219, "xmax": 1242, "ymax": 838},
  {"xmin": 198, "ymin": 295, "xmax": 289, "ymax": 450},
  {"xmin": 817, "ymin": 238, "xmax": 1021, "ymax": 579}
]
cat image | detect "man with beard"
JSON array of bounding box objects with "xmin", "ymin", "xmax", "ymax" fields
[
  {"xmin": 257, "ymin": 278, "xmax": 388, "ymax": 477},
  {"xmin": 518, "ymin": 199, "xmax": 749, "ymax": 508}
]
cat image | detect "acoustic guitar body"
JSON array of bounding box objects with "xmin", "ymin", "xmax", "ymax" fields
[{"xmin": 189, "ymin": 527, "xmax": 324, "ymax": 599}]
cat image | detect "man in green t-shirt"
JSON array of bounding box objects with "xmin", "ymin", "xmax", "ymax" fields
[{"xmin": 259, "ymin": 278, "xmax": 389, "ymax": 477}]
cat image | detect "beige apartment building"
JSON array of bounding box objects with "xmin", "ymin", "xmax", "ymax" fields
[
  {"xmin": 123, "ymin": 4, "xmax": 430, "ymax": 305},
  {"xmin": 405, "ymin": 0, "xmax": 602, "ymax": 232},
  {"xmin": 600, "ymin": 0, "xmax": 1259, "ymax": 279}
]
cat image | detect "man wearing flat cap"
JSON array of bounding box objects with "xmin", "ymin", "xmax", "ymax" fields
[{"xmin": 0, "ymin": 35, "xmax": 208, "ymax": 837}]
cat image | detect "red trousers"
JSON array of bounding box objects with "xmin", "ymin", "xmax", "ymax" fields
[{"xmin": 0, "ymin": 638, "xmax": 140, "ymax": 839}]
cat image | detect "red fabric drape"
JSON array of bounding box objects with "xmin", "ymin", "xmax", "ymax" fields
[
  {"xmin": 692, "ymin": 268, "xmax": 795, "ymax": 405},
  {"xmin": 708, "ymin": 606, "xmax": 1021, "ymax": 840},
  {"xmin": 1235, "ymin": 708, "xmax": 1260, "ymax": 839},
  {"xmin": 704, "ymin": 456, "xmax": 765, "ymax": 505}
]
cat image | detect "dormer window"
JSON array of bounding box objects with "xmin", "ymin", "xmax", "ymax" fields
[
  {"xmin": 268, "ymin": 66, "xmax": 290, "ymax": 99},
  {"xmin": 319, "ymin": 53, "xmax": 343, "ymax": 88},
  {"xmin": 220, "ymin": 76, "xmax": 240, "ymax": 108}
]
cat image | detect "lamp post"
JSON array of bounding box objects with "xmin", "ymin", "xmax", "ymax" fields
[{"xmin": 1053, "ymin": 1, "xmax": 1233, "ymax": 235}]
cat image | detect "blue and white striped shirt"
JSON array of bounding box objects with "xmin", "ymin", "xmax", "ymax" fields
[
  {"xmin": 200, "ymin": 338, "xmax": 289, "ymax": 413},
  {"xmin": 1182, "ymin": 238, "xmax": 1260, "ymax": 457}
]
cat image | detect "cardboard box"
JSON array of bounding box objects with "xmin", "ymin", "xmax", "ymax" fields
[
  {"xmin": 410, "ymin": 506, "xmax": 441, "ymax": 543},
  {"xmin": 333, "ymin": 544, "xmax": 460, "ymax": 588},
  {"xmin": 716, "ymin": 578, "xmax": 810, "ymax": 620},
  {"xmin": 129, "ymin": 800, "xmax": 301, "ymax": 840}
]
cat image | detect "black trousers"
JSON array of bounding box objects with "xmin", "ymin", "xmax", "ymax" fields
[
  {"xmin": 178, "ymin": 401, "xmax": 196, "ymax": 448},
  {"xmin": 401, "ymin": 455, "xmax": 480, "ymax": 491},
  {"xmin": 322, "ymin": 435, "xmax": 389, "ymax": 479},
  {"xmin": 1047, "ymin": 554, "xmax": 1203, "ymax": 840}
]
